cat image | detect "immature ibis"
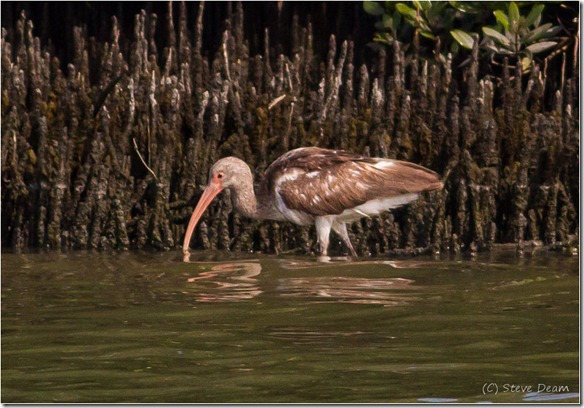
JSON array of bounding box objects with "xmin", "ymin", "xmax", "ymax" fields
[{"xmin": 183, "ymin": 147, "xmax": 443, "ymax": 257}]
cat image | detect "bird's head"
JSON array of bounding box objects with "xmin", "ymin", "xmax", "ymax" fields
[
  {"xmin": 183, "ymin": 157, "xmax": 251, "ymax": 255},
  {"xmin": 208, "ymin": 157, "xmax": 251, "ymax": 190}
]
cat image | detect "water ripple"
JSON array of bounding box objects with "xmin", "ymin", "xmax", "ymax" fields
[
  {"xmin": 277, "ymin": 276, "xmax": 419, "ymax": 306},
  {"xmin": 185, "ymin": 261, "xmax": 262, "ymax": 303}
]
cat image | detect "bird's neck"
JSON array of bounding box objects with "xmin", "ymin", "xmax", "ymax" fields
[
  {"xmin": 231, "ymin": 179, "xmax": 259, "ymax": 219},
  {"xmin": 230, "ymin": 176, "xmax": 276, "ymax": 220}
]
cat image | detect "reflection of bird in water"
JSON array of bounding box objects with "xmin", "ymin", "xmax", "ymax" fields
[
  {"xmin": 277, "ymin": 258, "xmax": 438, "ymax": 270},
  {"xmin": 184, "ymin": 259, "xmax": 424, "ymax": 306},
  {"xmin": 277, "ymin": 276, "xmax": 419, "ymax": 306},
  {"xmin": 186, "ymin": 261, "xmax": 262, "ymax": 303},
  {"xmin": 183, "ymin": 147, "xmax": 442, "ymax": 258}
]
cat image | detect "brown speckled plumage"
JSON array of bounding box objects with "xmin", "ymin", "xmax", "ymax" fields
[{"xmin": 266, "ymin": 147, "xmax": 442, "ymax": 216}]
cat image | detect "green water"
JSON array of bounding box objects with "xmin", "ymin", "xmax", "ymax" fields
[{"xmin": 1, "ymin": 250, "xmax": 579, "ymax": 403}]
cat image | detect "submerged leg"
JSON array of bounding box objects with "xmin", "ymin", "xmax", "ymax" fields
[
  {"xmin": 314, "ymin": 216, "xmax": 334, "ymax": 256},
  {"xmin": 332, "ymin": 221, "xmax": 358, "ymax": 257}
]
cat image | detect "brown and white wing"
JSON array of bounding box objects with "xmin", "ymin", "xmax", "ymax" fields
[{"xmin": 275, "ymin": 156, "xmax": 442, "ymax": 217}]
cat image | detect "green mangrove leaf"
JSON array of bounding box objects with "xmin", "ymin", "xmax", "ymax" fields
[
  {"xmin": 363, "ymin": 1, "xmax": 385, "ymax": 16},
  {"xmin": 450, "ymin": 29, "xmax": 475, "ymax": 50},
  {"xmin": 393, "ymin": 11, "xmax": 402, "ymax": 30},
  {"xmin": 509, "ymin": 2, "xmax": 520, "ymax": 30},
  {"xmin": 419, "ymin": 19, "xmax": 432, "ymax": 32},
  {"xmin": 522, "ymin": 23, "xmax": 559, "ymax": 44},
  {"xmin": 533, "ymin": 12, "xmax": 542, "ymax": 28},
  {"xmin": 521, "ymin": 24, "xmax": 549, "ymax": 44},
  {"xmin": 483, "ymin": 27, "xmax": 511, "ymax": 46},
  {"xmin": 526, "ymin": 4, "xmax": 544, "ymax": 27},
  {"xmin": 373, "ymin": 32, "xmax": 394, "ymax": 45},
  {"xmin": 395, "ymin": 3, "xmax": 418, "ymax": 20},
  {"xmin": 450, "ymin": 1, "xmax": 482, "ymax": 14},
  {"xmin": 382, "ymin": 13, "xmax": 393, "ymax": 30},
  {"xmin": 548, "ymin": 25, "xmax": 562, "ymax": 36},
  {"xmin": 525, "ymin": 41, "xmax": 557, "ymax": 54},
  {"xmin": 373, "ymin": 32, "xmax": 386, "ymax": 42},
  {"xmin": 493, "ymin": 10, "xmax": 510, "ymax": 30},
  {"xmin": 484, "ymin": 43, "xmax": 513, "ymax": 55},
  {"xmin": 427, "ymin": 2, "xmax": 447, "ymax": 18},
  {"xmin": 420, "ymin": 30, "xmax": 437, "ymax": 40}
]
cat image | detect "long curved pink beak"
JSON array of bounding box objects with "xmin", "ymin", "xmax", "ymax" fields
[{"xmin": 182, "ymin": 181, "xmax": 224, "ymax": 254}]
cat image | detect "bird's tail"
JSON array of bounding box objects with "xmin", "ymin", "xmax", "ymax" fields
[{"xmin": 425, "ymin": 179, "xmax": 444, "ymax": 192}]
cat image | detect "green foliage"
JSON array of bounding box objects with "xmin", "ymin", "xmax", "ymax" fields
[
  {"xmin": 481, "ymin": 2, "xmax": 561, "ymax": 70},
  {"xmin": 367, "ymin": 1, "xmax": 456, "ymax": 50},
  {"xmin": 364, "ymin": 1, "xmax": 478, "ymax": 54},
  {"xmin": 364, "ymin": 1, "xmax": 566, "ymax": 73},
  {"xmin": 450, "ymin": 29, "xmax": 475, "ymax": 50},
  {"xmin": 363, "ymin": 1, "xmax": 385, "ymax": 16}
]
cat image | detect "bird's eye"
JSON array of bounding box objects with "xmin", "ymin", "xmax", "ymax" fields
[{"xmin": 217, "ymin": 173, "xmax": 224, "ymax": 179}]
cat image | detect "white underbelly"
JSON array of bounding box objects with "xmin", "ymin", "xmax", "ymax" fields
[
  {"xmin": 338, "ymin": 193, "xmax": 419, "ymax": 222},
  {"xmin": 273, "ymin": 190, "xmax": 419, "ymax": 226}
]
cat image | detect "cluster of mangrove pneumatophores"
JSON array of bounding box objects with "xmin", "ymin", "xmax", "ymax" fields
[{"xmin": 1, "ymin": 4, "xmax": 579, "ymax": 255}]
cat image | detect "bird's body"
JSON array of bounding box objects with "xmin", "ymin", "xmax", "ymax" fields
[{"xmin": 183, "ymin": 147, "xmax": 443, "ymax": 257}]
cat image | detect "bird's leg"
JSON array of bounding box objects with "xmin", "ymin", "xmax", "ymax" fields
[
  {"xmin": 332, "ymin": 221, "xmax": 358, "ymax": 257},
  {"xmin": 314, "ymin": 216, "xmax": 333, "ymax": 256}
]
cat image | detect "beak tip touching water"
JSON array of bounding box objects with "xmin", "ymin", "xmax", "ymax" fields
[
  {"xmin": 183, "ymin": 250, "xmax": 191, "ymax": 262},
  {"xmin": 182, "ymin": 182, "xmax": 224, "ymax": 255}
]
